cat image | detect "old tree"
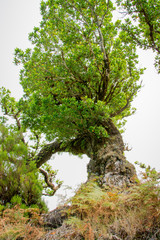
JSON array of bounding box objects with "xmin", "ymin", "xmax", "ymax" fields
[{"xmin": 0, "ymin": 0, "xmax": 159, "ymax": 207}]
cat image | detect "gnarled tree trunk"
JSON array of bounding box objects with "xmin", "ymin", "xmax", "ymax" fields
[
  {"xmin": 86, "ymin": 120, "xmax": 136, "ymax": 187},
  {"xmin": 35, "ymin": 119, "xmax": 136, "ymax": 188}
]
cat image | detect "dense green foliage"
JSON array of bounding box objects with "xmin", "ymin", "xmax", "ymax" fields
[
  {"xmin": 117, "ymin": 0, "xmax": 160, "ymax": 72},
  {"xmin": 0, "ymin": 88, "xmax": 61, "ymax": 210},
  {"xmin": 0, "ymin": 122, "xmax": 47, "ymax": 211},
  {"xmin": 14, "ymin": 0, "xmax": 144, "ymax": 142}
]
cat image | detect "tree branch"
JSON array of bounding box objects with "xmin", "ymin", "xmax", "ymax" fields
[
  {"xmin": 87, "ymin": 1, "xmax": 108, "ymax": 62},
  {"xmin": 2, "ymin": 102, "xmax": 26, "ymax": 144},
  {"xmin": 34, "ymin": 138, "xmax": 85, "ymax": 168},
  {"xmin": 105, "ymin": 78, "xmax": 125, "ymax": 104},
  {"xmin": 99, "ymin": 0, "xmax": 110, "ymax": 26},
  {"xmin": 61, "ymin": 50, "xmax": 86, "ymax": 84},
  {"xmin": 139, "ymin": 3, "xmax": 160, "ymax": 53},
  {"xmin": 34, "ymin": 141, "xmax": 65, "ymax": 168},
  {"xmin": 85, "ymin": 3, "xmax": 110, "ymax": 101},
  {"xmin": 39, "ymin": 168, "xmax": 62, "ymax": 196},
  {"xmin": 110, "ymin": 91, "xmax": 135, "ymax": 117},
  {"xmin": 67, "ymin": 1, "xmax": 90, "ymax": 27},
  {"xmin": 13, "ymin": 112, "xmax": 26, "ymax": 144}
]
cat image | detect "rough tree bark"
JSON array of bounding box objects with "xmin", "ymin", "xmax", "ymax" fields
[
  {"xmin": 34, "ymin": 119, "xmax": 136, "ymax": 188},
  {"xmin": 86, "ymin": 119, "xmax": 136, "ymax": 187}
]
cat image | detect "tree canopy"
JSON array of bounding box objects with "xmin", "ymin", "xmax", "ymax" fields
[{"xmin": 13, "ymin": 0, "xmax": 143, "ymax": 145}]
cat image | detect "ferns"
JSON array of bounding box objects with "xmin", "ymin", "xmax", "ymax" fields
[
  {"xmin": 0, "ymin": 205, "xmax": 45, "ymax": 240},
  {"xmin": 66, "ymin": 167, "xmax": 160, "ymax": 240}
]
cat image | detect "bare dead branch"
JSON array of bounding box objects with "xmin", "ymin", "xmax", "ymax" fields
[{"xmin": 39, "ymin": 168, "xmax": 62, "ymax": 196}]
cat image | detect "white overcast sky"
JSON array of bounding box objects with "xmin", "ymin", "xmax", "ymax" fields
[{"xmin": 0, "ymin": 0, "xmax": 160, "ymax": 210}]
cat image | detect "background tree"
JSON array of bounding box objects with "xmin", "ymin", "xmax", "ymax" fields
[
  {"xmin": 0, "ymin": 121, "xmax": 45, "ymax": 209},
  {"xmin": 0, "ymin": 87, "xmax": 62, "ymax": 209},
  {"xmin": 117, "ymin": 0, "xmax": 160, "ymax": 73},
  {"xmin": 12, "ymin": 0, "xmax": 145, "ymax": 187}
]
